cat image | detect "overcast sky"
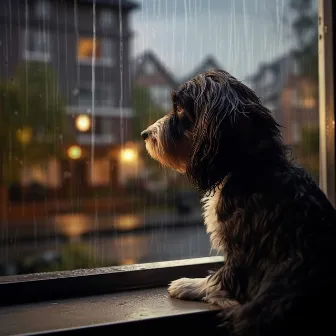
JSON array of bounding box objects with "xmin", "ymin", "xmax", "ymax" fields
[{"xmin": 130, "ymin": 0, "xmax": 295, "ymax": 81}]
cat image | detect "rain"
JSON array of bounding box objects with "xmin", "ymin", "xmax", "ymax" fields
[{"xmin": 0, "ymin": 0, "xmax": 318, "ymax": 276}]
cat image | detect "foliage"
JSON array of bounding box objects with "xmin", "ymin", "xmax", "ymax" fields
[
  {"xmin": 131, "ymin": 84, "xmax": 167, "ymax": 172},
  {"xmin": 289, "ymin": 0, "xmax": 318, "ymax": 80},
  {"xmin": 131, "ymin": 84, "xmax": 165, "ymax": 141},
  {"xmin": 18, "ymin": 242, "xmax": 115, "ymax": 274},
  {"xmin": 0, "ymin": 61, "xmax": 70, "ymax": 183},
  {"xmin": 301, "ymin": 125, "xmax": 319, "ymax": 155}
]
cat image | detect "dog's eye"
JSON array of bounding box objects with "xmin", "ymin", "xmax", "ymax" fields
[{"xmin": 177, "ymin": 107, "xmax": 184, "ymax": 118}]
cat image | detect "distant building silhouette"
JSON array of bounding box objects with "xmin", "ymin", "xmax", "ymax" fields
[
  {"xmin": 247, "ymin": 53, "xmax": 299, "ymax": 127},
  {"xmin": 179, "ymin": 55, "xmax": 223, "ymax": 84},
  {"xmin": 133, "ymin": 50, "xmax": 178, "ymax": 112}
]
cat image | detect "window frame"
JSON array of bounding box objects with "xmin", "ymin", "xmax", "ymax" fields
[
  {"xmin": 318, "ymin": 0, "xmax": 336, "ymax": 206},
  {"xmin": 0, "ymin": 0, "xmax": 335, "ymax": 310},
  {"xmin": 0, "ymin": 257, "xmax": 223, "ymax": 306}
]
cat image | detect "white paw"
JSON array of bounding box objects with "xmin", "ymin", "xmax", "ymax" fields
[{"xmin": 168, "ymin": 277, "xmax": 205, "ymax": 300}]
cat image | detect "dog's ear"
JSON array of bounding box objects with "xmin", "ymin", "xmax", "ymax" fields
[{"xmin": 185, "ymin": 78, "xmax": 283, "ymax": 193}]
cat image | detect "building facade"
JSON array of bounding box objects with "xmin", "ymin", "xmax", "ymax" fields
[{"xmin": 0, "ymin": 0, "xmax": 138, "ymax": 197}]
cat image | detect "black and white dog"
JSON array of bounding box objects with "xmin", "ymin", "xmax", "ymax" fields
[{"xmin": 141, "ymin": 70, "xmax": 336, "ymax": 335}]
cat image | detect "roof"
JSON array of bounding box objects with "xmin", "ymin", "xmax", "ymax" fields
[
  {"xmin": 133, "ymin": 50, "xmax": 178, "ymax": 88},
  {"xmin": 179, "ymin": 55, "xmax": 223, "ymax": 84}
]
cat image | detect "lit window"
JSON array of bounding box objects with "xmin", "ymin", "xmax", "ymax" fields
[
  {"xmin": 23, "ymin": 29, "xmax": 50, "ymax": 61},
  {"xmin": 34, "ymin": 0, "xmax": 51, "ymax": 19},
  {"xmin": 77, "ymin": 38, "xmax": 114, "ymax": 66}
]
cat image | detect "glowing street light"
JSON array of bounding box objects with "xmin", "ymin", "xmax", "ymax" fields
[
  {"xmin": 75, "ymin": 114, "xmax": 91, "ymax": 132},
  {"xmin": 120, "ymin": 148, "xmax": 137, "ymax": 163},
  {"xmin": 67, "ymin": 145, "xmax": 82, "ymax": 160}
]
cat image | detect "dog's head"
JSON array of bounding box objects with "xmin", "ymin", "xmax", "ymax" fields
[{"xmin": 141, "ymin": 69, "xmax": 285, "ymax": 192}]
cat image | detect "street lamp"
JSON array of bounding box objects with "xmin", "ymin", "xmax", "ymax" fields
[
  {"xmin": 67, "ymin": 145, "xmax": 82, "ymax": 160},
  {"xmin": 75, "ymin": 114, "xmax": 91, "ymax": 132},
  {"xmin": 120, "ymin": 147, "xmax": 137, "ymax": 163}
]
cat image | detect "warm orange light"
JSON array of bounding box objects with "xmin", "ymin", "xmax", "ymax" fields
[
  {"xmin": 16, "ymin": 127, "xmax": 32, "ymax": 144},
  {"xmin": 77, "ymin": 38, "xmax": 101, "ymax": 59},
  {"xmin": 67, "ymin": 145, "xmax": 82, "ymax": 160},
  {"xmin": 75, "ymin": 114, "xmax": 91, "ymax": 132},
  {"xmin": 120, "ymin": 148, "xmax": 137, "ymax": 163}
]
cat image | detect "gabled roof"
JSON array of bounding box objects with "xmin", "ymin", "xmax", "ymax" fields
[
  {"xmin": 179, "ymin": 55, "xmax": 223, "ymax": 84},
  {"xmin": 246, "ymin": 52, "xmax": 297, "ymax": 84},
  {"xmin": 133, "ymin": 50, "xmax": 178, "ymax": 88}
]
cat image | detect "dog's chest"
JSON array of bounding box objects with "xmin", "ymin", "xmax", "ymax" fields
[{"xmin": 202, "ymin": 188, "xmax": 225, "ymax": 252}]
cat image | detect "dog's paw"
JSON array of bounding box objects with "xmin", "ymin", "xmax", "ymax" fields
[{"xmin": 168, "ymin": 277, "xmax": 204, "ymax": 300}]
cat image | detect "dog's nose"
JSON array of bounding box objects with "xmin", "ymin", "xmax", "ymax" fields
[{"xmin": 141, "ymin": 130, "xmax": 149, "ymax": 140}]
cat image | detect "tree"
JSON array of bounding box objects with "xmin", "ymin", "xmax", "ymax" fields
[
  {"xmin": 289, "ymin": 0, "xmax": 318, "ymax": 80},
  {"xmin": 0, "ymin": 61, "xmax": 69, "ymax": 184},
  {"xmin": 131, "ymin": 84, "xmax": 165, "ymax": 141},
  {"xmin": 286, "ymin": 1, "xmax": 319, "ymax": 181},
  {"xmin": 131, "ymin": 84, "xmax": 166, "ymax": 172}
]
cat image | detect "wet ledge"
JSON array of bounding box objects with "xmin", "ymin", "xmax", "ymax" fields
[{"xmin": 0, "ymin": 287, "xmax": 221, "ymax": 335}]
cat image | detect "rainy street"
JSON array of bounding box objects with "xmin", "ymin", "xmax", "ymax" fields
[{"xmin": 0, "ymin": 208, "xmax": 218, "ymax": 274}]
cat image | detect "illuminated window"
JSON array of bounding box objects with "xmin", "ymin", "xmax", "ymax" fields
[{"xmin": 77, "ymin": 38, "xmax": 114, "ymax": 66}]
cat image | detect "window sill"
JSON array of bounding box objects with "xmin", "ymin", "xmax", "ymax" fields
[
  {"xmin": 0, "ymin": 257, "xmax": 223, "ymax": 334},
  {"xmin": 23, "ymin": 51, "xmax": 51, "ymax": 62},
  {"xmin": 0, "ymin": 287, "xmax": 221, "ymax": 335}
]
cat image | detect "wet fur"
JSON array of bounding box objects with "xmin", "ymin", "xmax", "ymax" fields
[{"xmin": 142, "ymin": 70, "xmax": 336, "ymax": 335}]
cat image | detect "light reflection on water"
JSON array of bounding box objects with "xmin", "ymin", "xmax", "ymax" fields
[
  {"xmin": 0, "ymin": 210, "xmax": 212, "ymax": 274},
  {"xmin": 53, "ymin": 213, "xmax": 142, "ymax": 238}
]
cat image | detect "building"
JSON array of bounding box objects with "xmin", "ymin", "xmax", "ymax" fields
[
  {"xmin": 280, "ymin": 74, "xmax": 318, "ymax": 146},
  {"xmin": 179, "ymin": 55, "xmax": 222, "ymax": 84},
  {"xmin": 0, "ymin": 0, "xmax": 139, "ymax": 197},
  {"xmin": 133, "ymin": 50, "xmax": 178, "ymax": 112},
  {"xmin": 247, "ymin": 53, "xmax": 299, "ymax": 128}
]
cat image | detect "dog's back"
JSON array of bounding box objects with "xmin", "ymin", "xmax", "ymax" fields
[{"xmin": 218, "ymin": 165, "xmax": 336, "ymax": 335}]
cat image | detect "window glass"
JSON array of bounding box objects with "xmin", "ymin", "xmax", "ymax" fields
[
  {"xmin": 77, "ymin": 38, "xmax": 114, "ymax": 66},
  {"xmin": 0, "ymin": 0, "xmax": 319, "ymax": 276}
]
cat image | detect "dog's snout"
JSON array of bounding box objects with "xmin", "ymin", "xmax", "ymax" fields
[{"xmin": 141, "ymin": 130, "xmax": 149, "ymax": 140}]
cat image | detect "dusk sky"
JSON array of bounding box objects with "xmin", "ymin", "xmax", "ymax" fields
[{"xmin": 130, "ymin": 0, "xmax": 295, "ymax": 82}]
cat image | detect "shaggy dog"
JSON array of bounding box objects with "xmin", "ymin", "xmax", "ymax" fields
[{"xmin": 141, "ymin": 70, "xmax": 336, "ymax": 335}]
